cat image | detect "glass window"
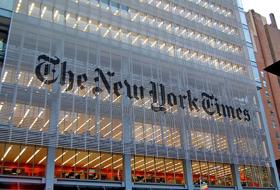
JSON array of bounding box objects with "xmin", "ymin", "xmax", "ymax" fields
[
  {"xmin": 251, "ymin": 65, "xmax": 261, "ymax": 82},
  {"xmin": 0, "ymin": 0, "xmax": 14, "ymax": 11},
  {"xmin": 53, "ymin": 9, "xmax": 64, "ymax": 25},
  {"xmin": 77, "ymin": 16, "xmax": 88, "ymax": 32},
  {"xmin": 0, "ymin": 143, "xmax": 47, "ymax": 177},
  {"xmin": 55, "ymin": 148, "xmax": 123, "ymax": 181},
  {"xmin": 248, "ymin": 47, "xmax": 256, "ymax": 62},
  {"xmin": 28, "ymin": 2, "xmax": 40, "ymax": 18},
  {"xmin": 120, "ymin": 4, "xmax": 129, "ymax": 16},
  {"xmin": 239, "ymin": 11, "xmax": 247, "ymax": 25},
  {"xmin": 155, "ymin": 158, "xmax": 165, "ymax": 183},
  {"xmin": 263, "ymin": 80, "xmax": 267, "ymax": 87},
  {"xmin": 112, "ymin": 154, "xmax": 123, "ymax": 181},
  {"xmin": 0, "ymin": 16, "xmax": 9, "ymax": 72},
  {"xmin": 111, "ymin": 1, "xmax": 119, "ymax": 15},
  {"xmin": 131, "ymin": 155, "xmax": 184, "ymax": 185},
  {"xmin": 243, "ymin": 26, "xmax": 252, "ymax": 43},
  {"xmin": 192, "ymin": 161, "xmax": 233, "ymax": 187},
  {"xmin": 41, "ymin": 5, "xmax": 53, "ymax": 22},
  {"xmin": 239, "ymin": 165, "xmax": 272, "ymax": 188},
  {"xmin": 100, "ymin": 0, "xmax": 109, "ymax": 9},
  {"xmin": 91, "ymin": 0, "xmax": 99, "ymax": 7},
  {"xmin": 66, "ymin": 13, "xmax": 77, "ymax": 28},
  {"xmin": 174, "ymin": 160, "xmax": 184, "ymax": 184}
]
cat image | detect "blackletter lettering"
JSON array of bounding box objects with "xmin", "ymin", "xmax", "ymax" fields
[
  {"xmin": 236, "ymin": 108, "xmax": 243, "ymax": 120},
  {"xmin": 243, "ymin": 109, "xmax": 251, "ymax": 121},
  {"xmin": 220, "ymin": 104, "xmax": 227, "ymax": 117},
  {"xmin": 201, "ymin": 92, "xmax": 215, "ymax": 115},
  {"xmin": 114, "ymin": 81, "xmax": 123, "ymax": 97},
  {"xmin": 35, "ymin": 54, "xmax": 253, "ymax": 122},
  {"xmin": 35, "ymin": 54, "xmax": 60, "ymax": 85},
  {"xmin": 77, "ymin": 74, "xmax": 88, "ymax": 90},
  {"xmin": 178, "ymin": 95, "xmax": 187, "ymax": 109},
  {"xmin": 92, "ymin": 68, "xmax": 114, "ymax": 95},
  {"xmin": 60, "ymin": 61, "xmax": 74, "ymax": 91},
  {"xmin": 225, "ymin": 106, "xmax": 236, "ymax": 119},
  {"xmin": 149, "ymin": 82, "xmax": 166, "ymax": 112},
  {"xmin": 133, "ymin": 85, "xmax": 145, "ymax": 100},
  {"xmin": 187, "ymin": 90, "xmax": 199, "ymax": 111},
  {"xmin": 124, "ymin": 80, "xmax": 133, "ymax": 99},
  {"xmin": 149, "ymin": 81, "xmax": 157, "ymax": 104},
  {"xmin": 215, "ymin": 98, "xmax": 222, "ymax": 116},
  {"xmin": 167, "ymin": 93, "xmax": 177, "ymax": 106}
]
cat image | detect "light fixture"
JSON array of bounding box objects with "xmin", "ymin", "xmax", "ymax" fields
[
  {"xmin": 64, "ymin": 117, "xmax": 80, "ymax": 132},
  {"xmin": 26, "ymin": 149, "xmax": 41, "ymax": 163},
  {"xmin": 1, "ymin": 71, "xmax": 8, "ymax": 82},
  {"xmin": 54, "ymin": 151, "xmax": 67, "ymax": 162},
  {"xmin": 38, "ymin": 156, "xmax": 47, "ymax": 164},
  {"xmin": 75, "ymin": 118, "xmax": 91, "ymax": 133},
  {"xmin": 83, "ymin": 155, "xmax": 101, "ymax": 167},
  {"xmin": 29, "ymin": 110, "xmax": 44, "ymax": 129},
  {"xmin": 58, "ymin": 114, "xmax": 69, "ymax": 125},
  {"xmin": 19, "ymin": 108, "xmax": 30, "ymax": 125},
  {"xmin": 14, "ymin": 147, "xmax": 27, "ymax": 162},
  {"xmin": 1, "ymin": 145, "xmax": 13, "ymax": 161},
  {"xmin": 73, "ymin": 153, "xmax": 92, "ymax": 167},
  {"xmin": 40, "ymin": 120, "xmax": 49, "ymax": 131},
  {"xmin": 28, "ymin": 3, "xmax": 35, "ymax": 16},
  {"xmin": 41, "ymin": 6, "xmax": 47, "ymax": 18},
  {"xmin": 62, "ymin": 152, "xmax": 80, "ymax": 166},
  {"xmin": 103, "ymin": 123, "xmax": 121, "ymax": 137}
]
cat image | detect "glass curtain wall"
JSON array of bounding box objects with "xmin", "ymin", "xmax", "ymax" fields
[
  {"xmin": 0, "ymin": 143, "xmax": 47, "ymax": 177},
  {"xmin": 191, "ymin": 161, "xmax": 233, "ymax": 187},
  {"xmin": 131, "ymin": 155, "xmax": 184, "ymax": 185},
  {"xmin": 239, "ymin": 165, "xmax": 272, "ymax": 188},
  {"xmin": 55, "ymin": 148, "xmax": 123, "ymax": 181}
]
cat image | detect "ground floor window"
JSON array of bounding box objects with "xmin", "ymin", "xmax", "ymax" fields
[
  {"xmin": 131, "ymin": 155, "xmax": 184, "ymax": 184},
  {"xmin": 55, "ymin": 148, "xmax": 123, "ymax": 181},
  {"xmin": 239, "ymin": 165, "xmax": 272, "ymax": 188},
  {"xmin": 192, "ymin": 161, "xmax": 233, "ymax": 187},
  {"xmin": 0, "ymin": 143, "xmax": 46, "ymax": 177}
]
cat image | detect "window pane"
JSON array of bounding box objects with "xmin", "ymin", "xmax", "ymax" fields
[
  {"xmin": 0, "ymin": 0, "xmax": 14, "ymax": 11},
  {"xmin": 0, "ymin": 143, "xmax": 46, "ymax": 177}
]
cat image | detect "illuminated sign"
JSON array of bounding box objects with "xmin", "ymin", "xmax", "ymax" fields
[{"xmin": 35, "ymin": 54, "xmax": 251, "ymax": 121}]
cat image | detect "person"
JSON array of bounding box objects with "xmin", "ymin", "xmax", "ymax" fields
[{"xmin": 80, "ymin": 170, "xmax": 86, "ymax": 180}]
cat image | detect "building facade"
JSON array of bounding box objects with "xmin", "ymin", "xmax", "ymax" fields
[
  {"xmin": 246, "ymin": 10, "xmax": 280, "ymax": 162},
  {"xmin": 0, "ymin": 0, "xmax": 279, "ymax": 189}
]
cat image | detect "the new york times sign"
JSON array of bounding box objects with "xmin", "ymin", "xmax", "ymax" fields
[{"xmin": 35, "ymin": 54, "xmax": 251, "ymax": 122}]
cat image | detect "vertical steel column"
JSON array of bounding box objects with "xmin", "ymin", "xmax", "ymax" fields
[
  {"xmin": 123, "ymin": 153, "xmax": 132, "ymax": 190},
  {"xmin": 45, "ymin": 40, "xmax": 63, "ymax": 190},
  {"xmin": 123, "ymin": 96, "xmax": 133, "ymax": 190},
  {"xmin": 180, "ymin": 117, "xmax": 194, "ymax": 190},
  {"xmin": 178, "ymin": 70, "xmax": 193, "ymax": 190},
  {"xmin": 122, "ymin": 52, "xmax": 133, "ymax": 190},
  {"xmin": 257, "ymin": 91, "xmax": 280, "ymax": 189},
  {"xmin": 183, "ymin": 160, "xmax": 194, "ymax": 190},
  {"xmin": 227, "ymin": 129, "xmax": 243, "ymax": 189},
  {"xmin": 231, "ymin": 164, "xmax": 243, "ymax": 190}
]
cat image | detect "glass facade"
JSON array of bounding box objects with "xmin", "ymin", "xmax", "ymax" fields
[
  {"xmin": 55, "ymin": 149, "xmax": 123, "ymax": 181},
  {"xmin": 0, "ymin": 16, "xmax": 10, "ymax": 75},
  {"xmin": 0, "ymin": 0, "xmax": 278, "ymax": 189},
  {"xmin": 0, "ymin": 0, "xmax": 14, "ymax": 11},
  {"xmin": 131, "ymin": 155, "xmax": 184, "ymax": 184},
  {"xmin": 0, "ymin": 143, "xmax": 47, "ymax": 177},
  {"xmin": 239, "ymin": 165, "xmax": 272, "ymax": 188},
  {"xmin": 192, "ymin": 161, "xmax": 233, "ymax": 187}
]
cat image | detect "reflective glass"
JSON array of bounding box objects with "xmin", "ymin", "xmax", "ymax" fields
[{"xmin": 0, "ymin": 0, "xmax": 13, "ymax": 11}]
